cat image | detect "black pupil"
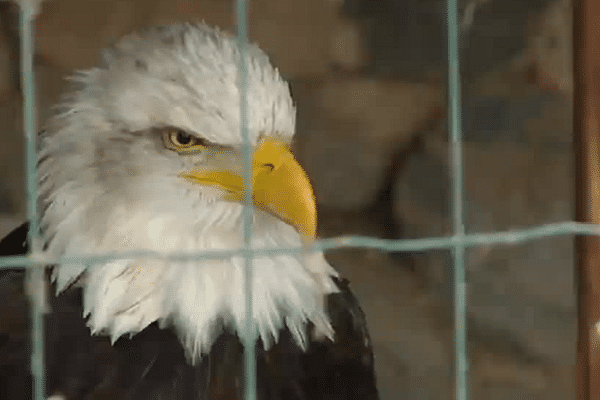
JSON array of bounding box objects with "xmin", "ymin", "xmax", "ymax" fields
[{"xmin": 176, "ymin": 132, "xmax": 192, "ymax": 145}]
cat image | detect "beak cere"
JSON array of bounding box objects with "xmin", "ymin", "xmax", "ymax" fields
[{"xmin": 178, "ymin": 138, "xmax": 317, "ymax": 241}]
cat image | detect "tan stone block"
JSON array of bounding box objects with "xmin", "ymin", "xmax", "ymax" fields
[
  {"xmin": 33, "ymin": 0, "xmax": 341, "ymax": 77},
  {"xmin": 524, "ymin": 0, "xmax": 572, "ymax": 96},
  {"xmin": 293, "ymin": 73, "xmax": 442, "ymax": 210}
]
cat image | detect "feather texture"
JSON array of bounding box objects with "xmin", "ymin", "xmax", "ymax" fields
[{"xmin": 0, "ymin": 224, "xmax": 379, "ymax": 399}]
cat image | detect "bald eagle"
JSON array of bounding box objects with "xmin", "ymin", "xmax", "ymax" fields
[{"xmin": 0, "ymin": 24, "xmax": 379, "ymax": 399}]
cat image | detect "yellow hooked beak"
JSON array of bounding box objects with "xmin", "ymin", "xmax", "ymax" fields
[{"xmin": 178, "ymin": 138, "xmax": 316, "ymax": 241}]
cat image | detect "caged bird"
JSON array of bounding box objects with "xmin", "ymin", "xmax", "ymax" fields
[{"xmin": 0, "ymin": 23, "xmax": 379, "ymax": 400}]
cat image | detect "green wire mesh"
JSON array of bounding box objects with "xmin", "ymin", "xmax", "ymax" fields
[
  {"xmin": 18, "ymin": 2, "xmax": 44, "ymax": 400},
  {"xmin": 235, "ymin": 1, "xmax": 258, "ymax": 399},
  {"xmin": 446, "ymin": 0, "xmax": 468, "ymax": 398},
  {"xmin": 1, "ymin": 1, "xmax": 589, "ymax": 400}
]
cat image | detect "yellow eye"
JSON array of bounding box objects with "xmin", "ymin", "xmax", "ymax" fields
[{"xmin": 163, "ymin": 129, "xmax": 206, "ymax": 150}]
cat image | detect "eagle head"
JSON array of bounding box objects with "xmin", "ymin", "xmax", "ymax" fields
[{"xmin": 37, "ymin": 23, "xmax": 339, "ymax": 362}]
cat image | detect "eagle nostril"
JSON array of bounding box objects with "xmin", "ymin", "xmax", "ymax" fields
[{"xmin": 263, "ymin": 163, "xmax": 275, "ymax": 172}]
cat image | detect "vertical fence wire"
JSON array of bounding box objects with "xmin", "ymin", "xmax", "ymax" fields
[
  {"xmin": 18, "ymin": 1, "xmax": 44, "ymax": 400},
  {"xmin": 235, "ymin": 0, "xmax": 257, "ymax": 399},
  {"xmin": 446, "ymin": 0, "xmax": 468, "ymax": 399}
]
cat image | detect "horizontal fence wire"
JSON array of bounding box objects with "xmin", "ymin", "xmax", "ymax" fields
[
  {"xmin": 2, "ymin": 222, "xmax": 599, "ymax": 270},
  {"xmin": 2, "ymin": 1, "xmax": 587, "ymax": 400}
]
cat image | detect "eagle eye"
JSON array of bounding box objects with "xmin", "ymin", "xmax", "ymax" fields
[{"xmin": 163, "ymin": 129, "xmax": 207, "ymax": 151}]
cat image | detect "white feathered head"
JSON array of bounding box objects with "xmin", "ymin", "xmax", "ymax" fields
[{"xmin": 37, "ymin": 23, "xmax": 338, "ymax": 363}]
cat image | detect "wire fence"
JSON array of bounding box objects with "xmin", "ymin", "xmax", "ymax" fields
[{"xmin": 0, "ymin": 0, "xmax": 587, "ymax": 400}]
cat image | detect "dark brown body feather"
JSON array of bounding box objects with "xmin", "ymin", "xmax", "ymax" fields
[{"xmin": 0, "ymin": 223, "xmax": 379, "ymax": 399}]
